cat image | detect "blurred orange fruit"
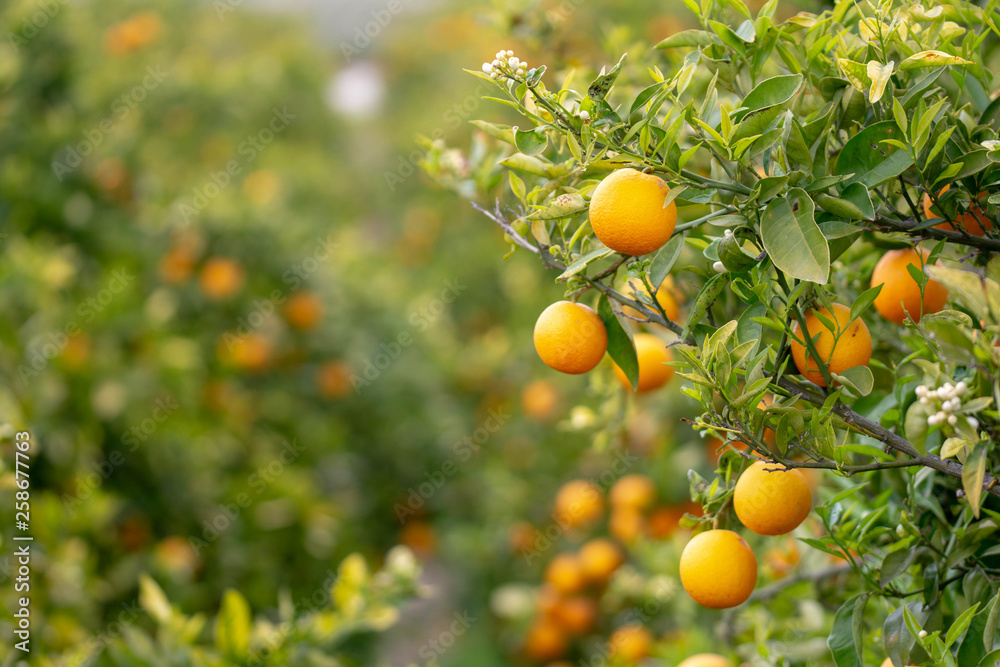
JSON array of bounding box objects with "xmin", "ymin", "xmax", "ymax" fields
[
  {"xmin": 789, "ymin": 303, "xmax": 872, "ymax": 387},
  {"xmin": 680, "ymin": 529, "xmax": 757, "ymax": 609},
  {"xmin": 871, "ymin": 248, "xmax": 948, "ymax": 325},
  {"xmin": 609, "ymin": 507, "xmax": 646, "ymax": 545},
  {"xmin": 678, "ymin": 655, "xmax": 734, "ymax": 667},
  {"xmin": 612, "ymin": 333, "xmax": 674, "ymax": 392},
  {"xmin": 524, "ymin": 620, "xmax": 567, "ymax": 661},
  {"xmin": 622, "ymin": 276, "xmax": 682, "ymax": 324},
  {"xmin": 219, "ymin": 333, "xmax": 272, "ymax": 372},
  {"xmin": 284, "ymin": 291, "xmax": 324, "ymax": 331},
  {"xmin": 316, "ymin": 360, "xmax": 353, "ymax": 399},
  {"xmin": 399, "ymin": 521, "xmax": 436, "ymax": 557},
  {"xmin": 545, "ymin": 553, "xmax": 587, "ymax": 595},
  {"xmin": 609, "ymin": 474, "xmax": 657, "ymax": 512},
  {"xmin": 553, "ymin": 596, "xmax": 598, "ymax": 635},
  {"xmin": 104, "ymin": 11, "xmax": 163, "ymax": 55},
  {"xmin": 609, "ymin": 624, "xmax": 654, "ymax": 663},
  {"xmin": 923, "ymin": 185, "xmax": 994, "ymax": 237},
  {"xmin": 534, "ymin": 301, "xmax": 608, "ymax": 374},
  {"xmin": 590, "ymin": 168, "xmax": 676, "ymax": 256},
  {"xmin": 763, "ymin": 538, "xmax": 801, "ymax": 579},
  {"xmin": 554, "ymin": 480, "xmax": 604, "ymax": 528},
  {"xmin": 579, "ymin": 538, "xmax": 625, "ymax": 583},
  {"xmin": 521, "ymin": 379, "xmax": 561, "ymax": 422},
  {"xmin": 199, "ymin": 257, "xmax": 245, "ymax": 300}
]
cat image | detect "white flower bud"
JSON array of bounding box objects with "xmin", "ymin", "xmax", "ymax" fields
[
  {"xmin": 919, "ymin": 397, "xmax": 929, "ymax": 405},
  {"xmin": 968, "ymin": 417, "xmax": 979, "ymax": 429},
  {"xmin": 496, "ymin": 51, "xmax": 506, "ymax": 60},
  {"xmin": 918, "ymin": 630, "xmax": 928, "ymax": 639},
  {"xmin": 948, "ymin": 415, "xmax": 958, "ymax": 426},
  {"xmin": 506, "ymin": 49, "xmax": 514, "ymax": 57},
  {"xmin": 956, "ymin": 381, "xmax": 967, "ymax": 395},
  {"xmin": 579, "ymin": 110, "xmax": 590, "ymax": 121},
  {"xmin": 492, "ymin": 59, "xmax": 501, "ymax": 68},
  {"xmin": 896, "ymin": 524, "xmax": 906, "ymax": 537},
  {"xmin": 482, "ymin": 63, "xmax": 493, "ymax": 73},
  {"xmin": 713, "ymin": 261, "xmax": 726, "ymax": 273},
  {"xmin": 916, "ymin": 385, "xmax": 927, "ymax": 397}
]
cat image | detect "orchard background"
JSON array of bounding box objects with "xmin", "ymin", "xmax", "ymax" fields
[{"xmin": 2, "ymin": 0, "xmax": 1000, "ymax": 666}]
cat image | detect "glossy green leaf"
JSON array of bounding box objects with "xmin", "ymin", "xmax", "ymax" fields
[
  {"xmin": 760, "ymin": 188, "xmax": 830, "ymax": 284},
  {"xmin": 599, "ymin": 294, "xmax": 638, "ymax": 390},
  {"xmin": 836, "ymin": 121, "xmax": 914, "ymax": 187}
]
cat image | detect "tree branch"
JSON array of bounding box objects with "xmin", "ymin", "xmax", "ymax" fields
[{"xmin": 873, "ymin": 215, "xmax": 1000, "ymax": 252}]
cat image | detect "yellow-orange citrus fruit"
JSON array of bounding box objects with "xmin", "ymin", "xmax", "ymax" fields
[
  {"xmin": 609, "ymin": 507, "xmax": 646, "ymax": 545},
  {"xmin": 545, "ymin": 553, "xmax": 587, "ymax": 594},
  {"xmin": 706, "ymin": 436, "xmax": 748, "ymax": 464},
  {"xmin": 680, "ymin": 529, "xmax": 757, "ymax": 609},
  {"xmin": 923, "ymin": 185, "xmax": 994, "ymax": 237},
  {"xmin": 789, "ymin": 303, "xmax": 872, "ymax": 387},
  {"xmin": 579, "ymin": 538, "xmax": 625, "ymax": 583},
  {"xmin": 649, "ymin": 501, "xmax": 701, "ymax": 539},
  {"xmin": 554, "ymin": 480, "xmax": 604, "ymax": 528},
  {"xmin": 677, "ymin": 655, "xmax": 734, "ymax": 667},
  {"xmin": 552, "ymin": 596, "xmax": 598, "ymax": 635},
  {"xmin": 316, "ymin": 360, "xmax": 353, "ymax": 399},
  {"xmin": 159, "ymin": 248, "xmax": 196, "ymax": 284},
  {"xmin": 219, "ymin": 333, "xmax": 272, "ymax": 372},
  {"xmin": 104, "ymin": 11, "xmax": 163, "ymax": 55},
  {"xmin": 734, "ymin": 461, "xmax": 813, "ymax": 536},
  {"xmin": 534, "ymin": 301, "xmax": 608, "ymax": 374},
  {"xmin": 399, "ymin": 521, "xmax": 436, "ymax": 557},
  {"xmin": 522, "ymin": 379, "xmax": 561, "ymax": 422},
  {"xmin": 763, "ymin": 538, "xmax": 801, "ymax": 580},
  {"xmin": 589, "ymin": 168, "xmax": 677, "ymax": 256},
  {"xmin": 871, "ymin": 248, "xmax": 948, "ymax": 325},
  {"xmin": 623, "ymin": 276, "xmax": 682, "ymax": 324},
  {"xmin": 610, "ymin": 474, "xmax": 656, "ymax": 511},
  {"xmin": 524, "ymin": 620, "xmax": 567, "ymax": 662},
  {"xmin": 199, "ymin": 257, "xmax": 245, "ymax": 300},
  {"xmin": 880, "ymin": 660, "xmax": 915, "ymax": 667},
  {"xmin": 612, "ymin": 333, "xmax": 674, "ymax": 392},
  {"xmin": 758, "ymin": 395, "xmax": 776, "ymax": 446},
  {"xmin": 284, "ymin": 291, "xmax": 324, "ymax": 330},
  {"xmin": 609, "ymin": 625, "xmax": 654, "ymax": 662}
]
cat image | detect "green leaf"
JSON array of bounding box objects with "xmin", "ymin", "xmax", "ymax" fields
[
  {"xmin": 834, "ymin": 366, "xmax": 874, "ymax": 396},
  {"xmin": 514, "ymin": 127, "xmax": 548, "ymax": 155},
  {"xmin": 979, "ymin": 649, "xmax": 1000, "ymax": 666},
  {"xmin": 840, "ymin": 183, "xmax": 875, "ymax": 220},
  {"xmin": 836, "ymin": 121, "xmax": 914, "ymax": 187},
  {"xmin": 828, "ymin": 594, "xmax": 865, "ymax": 666},
  {"xmin": 851, "ymin": 283, "xmax": 883, "ymax": 322},
  {"xmin": 655, "ymin": 30, "xmax": 715, "ymax": 48},
  {"xmin": 867, "ymin": 60, "xmax": 894, "ymax": 104},
  {"xmin": 526, "ymin": 193, "xmax": 588, "ymax": 220},
  {"xmin": 760, "ymin": 188, "xmax": 830, "ymax": 284},
  {"xmin": 649, "ymin": 235, "xmax": 683, "ymax": 288},
  {"xmin": 838, "ymin": 58, "xmax": 872, "ymax": 93},
  {"xmin": 959, "ymin": 590, "xmax": 1000, "ymax": 665},
  {"xmin": 139, "ymin": 576, "xmax": 172, "ymax": 624},
  {"xmin": 900, "ymin": 50, "xmax": 974, "ymax": 70},
  {"xmin": 557, "ymin": 248, "xmax": 614, "ymax": 281},
  {"xmin": 880, "ymin": 548, "xmax": 917, "ymax": 587},
  {"xmin": 814, "ymin": 193, "xmax": 866, "ymax": 220},
  {"xmin": 469, "ymin": 120, "xmax": 516, "ymax": 144},
  {"xmin": 964, "ymin": 442, "xmax": 989, "ymax": 519},
  {"xmin": 588, "ymin": 53, "xmax": 627, "ymax": 102},
  {"xmin": 731, "ymin": 73, "xmax": 803, "ymax": 143},
  {"xmin": 599, "ymin": 294, "xmax": 638, "ymax": 390},
  {"xmin": 215, "ymin": 589, "xmax": 251, "ymax": 659},
  {"xmin": 683, "ymin": 273, "xmax": 729, "ymax": 338}
]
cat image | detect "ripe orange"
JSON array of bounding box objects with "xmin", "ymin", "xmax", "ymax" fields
[
  {"xmin": 199, "ymin": 257, "xmax": 245, "ymax": 300},
  {"xmin": 104, "ymin": 11, "xmax": 163, "ymax": 55},
  {"xmin": 159, "ymin": 248, "xmax": 196, "ymax": 284},
  {"xmin": 789, "ymin": 303, "xmax": 872, "ymax": 387},
  {"xmin": 533, "ymin": 301, "xmax": 608, "ymax": 374},
  {"xmin": 284, "ymin": 291, "xmax": 324, "ymax": 330},
  {"xmin": 399, "ymin": 521, "xmax": 436, "ymax": 557},
  {"xmin": 554, "ymin": 480, "xmax": 604, "ymax": 527},
  {"xmin": 552, "ymin": 596, "xmax": 598, "ymax": 635},
  {"xmin": 678, "ymin": 655, "xmax": 734, "ymax": 667},
  {"xmin": 648, "ymin": 501, "xmax": 701, "ymax": 538},
  {"xmin": 589, "ymin": 168, "xmax": 677, "ymax": 256},
  {"xmin": 545, "ymin": 553, "xmax": 587, "ymax": 594},
  {"xmin": 763, "ymin": 538, "xmax": 801, "ymax": 579},
  {"xmin": 219, "ymin": 333, "xmax": 272, "ymax": 372},
  {"xmin": 706, "ymin": 435, "xmax": 747, "ymax": 464},
  {"xmin": 609, "ymin": 625, "xmax": 654, "ymax": 662},
  {"xmin": 524, "ymin": 620, "xmax": 567, "ymax": 662},
  {"xmin": 734, "ymin": 461, "xmax": 813, "ymax": 536},
  {"xmin": 521, "ymin": 379, "xmax": 561, "ymax": 422},
  {"xmin": 579, "ymin": 539, "xmax": 625, "ymax": 583},
  {"xmin": 609, "ymin": 474, "xmax": 657, "ymax": 511},
  {"xmin": 623, "ymin": 276, "xmax": 682, "ymax": 324},
  {"xmin": 612, "ymin": 333, "xmax": 674, "ymax": 392},
  {"xmin": 609, "ymin": 507, "xmax": 646, "ymax": 544},
  {"xmin": 316, "ymin": 360, "xmax": 353, "ymax": 399},
  {"xmin": 680, "ymin": 529, "xmax": 757, "ymax": 609},
  {"xmin": 871, "ymin": 248, "xmax": 948, "ymax": 325},
  {"xmin": 923, "ymin": 185, "xmax": 994, "ymax": 237}
]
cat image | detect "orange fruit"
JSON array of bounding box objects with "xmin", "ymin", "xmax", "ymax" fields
[
  {"xmin": 589, "ymin": 168, "xmax": 677, "ymax": 256},
  {"xmin": 545, "ymin": 554, "xmax": 586, "ymax": 594},
  {"xmin": 524, "ymin": 620, "xmax": 567, "ymax": 662},
  {"xmin": 554, "ymin": 480, "xmax": 604, "ymax": 528},
  {"xmin": 706, "ymin": 435, "xmax": 747, "ymax": 464},
  {"xmin": 104, "ymin": 11, "xmax": 163, "ymax": 55},
  {"xmin": 537, "ymin": 584, "xmax": 562, "ymax": 620},
  {"xmin": 923, "ymin": 185, "xmax": 994, "ymax": 237},
  {"xmin": 609, "ymin": 474, "xmax": 657, "ymax": 511},
  {"xmin": 612, "ymin": 333, "xmax": 674, "ymax": 392},
  {"xmin": 789, "ymin": 303, "xmax": 872, "ymax": 387},
  {"xmin": 679, "ymin": 529, "xmax": 757, "ymax": 608},
  {"xmin": 219, "ymin": 333, "xmax": 272, "ymax": 372},
  {"xmin": 734, "ymin": 461, "xmax": 813, "ymax": 536},
  {"xmin": 199, "ymin": 257, "xmax": 245, "ymax": 300},
  {"xmin": 578, "ymin": 539, "xmax": 625, "ymax": 583},
  {"xmin": 399, "ymin": 521, "xmax": 436, "ymax": 557},
  {"xmin": 623, "ymin": 276, "xmax": 682, "ymax": 324},
  {"xmin": 609, "ymin": 625, "xmax": 654, "ymax": 662},
  {"xmin": 522, "ymin": 379, "xmax": 561, "ymax": 422},
  {"xmin": 533, "ymin": 301, "xmax": 608, "ymax": 374},
  {"xmin": 678, "ymin": 655, "xmax": 735, "ymax": 667},
  {"xmin": 871, "ymin": 248, "xmax": 948, "ymax": 325},
  {"xmin": 553, "ymin": 596, "xmax": 598, "ymax": 635},
  {"xmin": 763, "ymin": 538, "xmax": 801, "ymax": 579},
  {"xmin": 316, "ymin": 361, "xmax": 353, "ymax": 399},
  {"xmin": 758, "ymin": 395, "xmax": 776, "ymax": 446},
  {"xmin": 609, "ymin": 507, "xmax": 646, "ymax": 545},
  {"xmin": 159, "ymin": 248, "xmax": 196, "ymax": 284},
  {"xmin": 284, "ymin": 291, "xmax": 324, "ymax": 331}
]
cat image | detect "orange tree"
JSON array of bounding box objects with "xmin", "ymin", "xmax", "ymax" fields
[{"xmin": 429, "ymin": 0, "xmax": 1000, "ymax": 664}]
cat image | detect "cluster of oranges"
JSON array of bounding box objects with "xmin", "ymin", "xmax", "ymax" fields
[{"xmin": 519, "ymin": 475, "xmax": 734, "ymax": 665}]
